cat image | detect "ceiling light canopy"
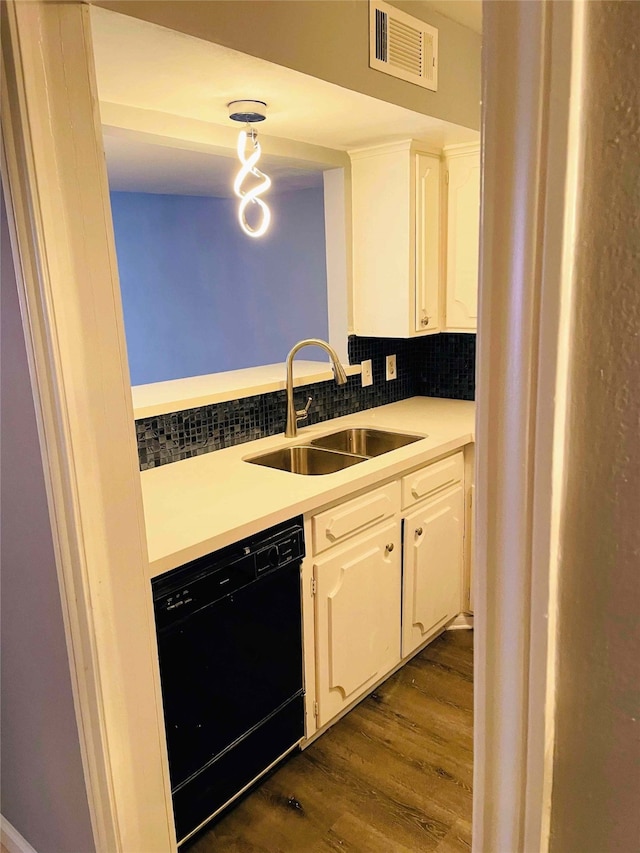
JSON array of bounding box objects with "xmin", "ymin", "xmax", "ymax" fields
[
  {"xmin": 228, "ymin": 100, "xmax": 267, "ymax": 123},
  {"xmin": 228, "ymin": 100, "xmax": 271, "ymax": 238}
]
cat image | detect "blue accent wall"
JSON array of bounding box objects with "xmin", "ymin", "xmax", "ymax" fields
[{"xmin": 110, "ymin": 188, "xmax": 329, "ymax": 385}]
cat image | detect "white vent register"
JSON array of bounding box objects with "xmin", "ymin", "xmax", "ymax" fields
[{"xmin": 369, "ymin": 0, "xmax": 438, "ymax": 91}]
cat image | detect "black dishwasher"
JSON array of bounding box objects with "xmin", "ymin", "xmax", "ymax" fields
[{"xmin": 152, "ymin": 517, "xmax": 305, "ymax": 845}]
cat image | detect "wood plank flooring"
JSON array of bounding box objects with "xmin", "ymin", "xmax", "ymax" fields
[{"xmin": 187, "ymin": 630, "xmax": 473, "ymax": 853}]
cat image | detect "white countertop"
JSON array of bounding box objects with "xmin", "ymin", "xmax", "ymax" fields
[{"xmin": 141, "ymin": 396, "xmax": 475, "ymax": 576}]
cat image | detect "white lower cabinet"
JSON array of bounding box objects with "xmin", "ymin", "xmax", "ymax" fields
[
  {"xmin": 401, "ymin": 483, "xmax": 464, "ymax": 658},
  {"xmin": 308, "ymin": 450, "xmax": 469, "ymax": 734},
  {"xmin": 313, "ymin": 520, "xmax": 401, "ymax": 727}
]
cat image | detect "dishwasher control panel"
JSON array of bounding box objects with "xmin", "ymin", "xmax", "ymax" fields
[
  {"xmin": 152, "ymin": 517, "xmax": 304, "ymax": 630},
  {"xmin": 255, "ymin": 528, "xmax": 304, "ymax": 574}
]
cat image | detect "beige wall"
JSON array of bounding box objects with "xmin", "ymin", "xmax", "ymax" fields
[
  {"xmin": 94, "ymin": 0, "xmax": 481, "ymax": 131},
  {"xmin": 549, "ymin": 2, "xmax": 640, "ymax": 850},
  {"xmin": 0, "ymin": 189, "xmax": 95, "ymax": 852}
]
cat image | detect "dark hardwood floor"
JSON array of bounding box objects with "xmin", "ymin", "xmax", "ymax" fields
[{"xmin": 187, "ymin": 630, "xmax": 473, "ymax": 853}]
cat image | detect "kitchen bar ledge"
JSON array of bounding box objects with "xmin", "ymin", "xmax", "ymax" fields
[
  {"xmin": 141, "ymin": 396, "xmax": 475, "ymax": 576},
  {"xmin": 132, "ymin": 361, "xmax": 361, "ymax": 419}
]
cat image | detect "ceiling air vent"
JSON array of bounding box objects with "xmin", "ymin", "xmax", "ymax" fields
[{"xmin": 369, "ymin": 0, "xmax": 438, "ymax": 91}]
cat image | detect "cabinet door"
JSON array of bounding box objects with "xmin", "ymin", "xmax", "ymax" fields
[
  {"xmin": 402, "ymin": 484, "xmax": 463, "ymax": 658},
  {"xmin": 445, "ymin": 151, "xmax": 480, "ymax": 330},
  {"xmin": 351, "ymin": 147, "xmax": 412, "ymax": 338},
  {"xmin": 314, "ymin": 521, "xmax": 401, "ymax": 727},
  {"xmin": 415, "ymin": 152, "xmax": 441, "ymax": 334}
]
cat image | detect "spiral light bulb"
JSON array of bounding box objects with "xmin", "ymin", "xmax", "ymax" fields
[{"xmin": 233, "ymin": 128, "xmax": 272, "ymax": 238}]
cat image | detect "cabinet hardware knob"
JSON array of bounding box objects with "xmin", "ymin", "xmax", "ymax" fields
[
  {"xmin": 385, "ymin": 543, "xmax": 395, "ymax": 553},
  {"xmin": 421, "ymin": 316, "xmax": 430, "ymax": 327},
  {"xmin": 416, "ymin": 527, "xmax": 423, "ymax": 536}
]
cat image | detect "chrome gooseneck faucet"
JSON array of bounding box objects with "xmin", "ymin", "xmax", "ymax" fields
[{"xmin": 285, "ymin": 339, "xmax": 348, "ymax": 437}]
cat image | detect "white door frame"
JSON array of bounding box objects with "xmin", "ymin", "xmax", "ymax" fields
[
  {"xmin": 474, "ymin": 1, "xmax": 585, "ymax": 851},
  {"xmin": 1, "ymin": 3, "xmax": 175, "ymax": 850},
  {"xmin": 1, "ymin": 1, "xmax": 586, "ymax": 850}
]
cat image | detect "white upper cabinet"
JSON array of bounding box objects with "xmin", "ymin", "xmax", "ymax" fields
[
  {"xmin": 444, "ymin": 144, "xmax": 481, "ymax": 331},
  {"xmin": 415, "ymin": 152, "xmax": 442, "ymax": 333},
  {"xmin": 350, "ymin": 141, "xmax": 441, "ymax": 338}
]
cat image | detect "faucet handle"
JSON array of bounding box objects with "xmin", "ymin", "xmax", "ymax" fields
[{"xmin": 296, "ymin": 397, "xmax": 313, "ymax": 422}]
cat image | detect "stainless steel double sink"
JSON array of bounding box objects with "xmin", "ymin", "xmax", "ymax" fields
[{"xmin": 246, "ymin": 428, "xmax": 424, "ymax": 475}]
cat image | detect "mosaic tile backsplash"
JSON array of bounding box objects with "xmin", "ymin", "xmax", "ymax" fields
[
  {"xmin": 417, "ymin": 333, "xmax": 476, "ymax": 400},
  {"xmin": 136, "ymin": 334, "xmax": 476, "ymax": 470}
]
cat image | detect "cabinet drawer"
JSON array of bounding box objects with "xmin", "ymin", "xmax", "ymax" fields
[
  {"xmin": 401, "ymin": 452, "xmax": 463, "ymax": 509},
  {"xmin": 312, "ymin": 482, "xmax": 401, "ymax": 555}
]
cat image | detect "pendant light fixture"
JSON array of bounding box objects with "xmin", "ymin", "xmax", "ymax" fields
[{"xmin": 228, "ymin": 100, "xmax": 272, "ymax": 238}]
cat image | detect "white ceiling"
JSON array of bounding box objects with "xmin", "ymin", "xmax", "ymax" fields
[
  {"xmin": 104, "ymin": 133, "xmax": 324, "ymax": 197},
  {"xmin": 421, "ymin": 1, "xmax": 482, "ymax": 34},
  {"xmin": 92, "ymin": 6, "xmax": 479, "ymax": 196}
]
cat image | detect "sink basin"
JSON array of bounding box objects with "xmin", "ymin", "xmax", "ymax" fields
[
  {"xmin": 246, "ymin": 428, "xmax": 425, "ymax": 475},
  {"xmin": 309, "ymin": 427, "xmax": 423, "ymax": 457},
  {"xmin": 247, "ymin": 445, "xmax": 367, "ymax": 475}
]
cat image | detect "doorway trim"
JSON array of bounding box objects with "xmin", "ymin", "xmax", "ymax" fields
[
  {"xmin": 1, "ymin": 2, "xmax": 175, "ymax": 850},
  {"xmin": 474, "ymin": 1, "xmax": 585, "ymax": 850}
]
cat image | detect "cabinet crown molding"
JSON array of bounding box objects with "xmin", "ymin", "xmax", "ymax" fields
[
  {"xmin": 443, "ymin": 141, "xmax": 481, "ymax": 158},
  {"xmin": 349, "ymin": 139, "xmax": 441, "ymax": 161}
]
